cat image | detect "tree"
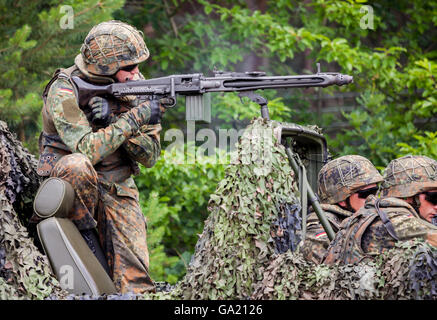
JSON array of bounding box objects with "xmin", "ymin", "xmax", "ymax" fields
[
  {"xmin": 0, "ymin": 0, "xmax": 125, "ymax": 153},
  {"xmin": 196, "ymin": 0, "xmax": 437, "ymax": 167}
]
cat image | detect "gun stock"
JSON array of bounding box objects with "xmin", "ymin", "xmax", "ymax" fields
[{"xmin": 71, "ymin": 76, "xmax": 114, "ymax": 106}]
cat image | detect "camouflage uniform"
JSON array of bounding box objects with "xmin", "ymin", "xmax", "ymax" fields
[
  {"xmin": 323, "ymin": 155, "xmax": 437, "ymax": 265},
  {"xmin": 36, "ymin": 21, "xmax": 160, "ymax": 293},
  {"xmin": 301, "ymin": 204, "xmax": 353, "ymax": 264},
  {"xmin": 323, "ymin": 195, "xmax": 436, "ymax": 265},
  {"xmin": 302, "ymin": 155, "xmax": 383, "ymax": 264}
]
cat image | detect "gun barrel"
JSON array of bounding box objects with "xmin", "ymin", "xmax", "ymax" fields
[{"xmin": 203, "ymin": 73, "xmax": 353, "ymax": 92}]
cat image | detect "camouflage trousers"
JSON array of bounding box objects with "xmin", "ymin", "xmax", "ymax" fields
[{"xmin": 50, "ymin": 153, "xmax": 155, "ymax": 294}]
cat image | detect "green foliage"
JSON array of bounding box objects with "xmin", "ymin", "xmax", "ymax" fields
[
  {"xmin": 197, "ymin": 0, "xmax": 437, "ymax": 167},
  {"xmin": 397, "ymin": 131, "xmax": 437, "ymax": 159},
  {"xmin": 117, "ymin": 0, "xmax": 436, "ymax": 168},
  {"xmin": 3, "ymin": 0, "xmax": 435, "ymax": 161},
  {"xmin": 0, "ymin": 0, "xmax": 125, "ymax": 153},
  {"xmin": 135, "ymin": 145, "xmax": 225, "ymax": 283}
]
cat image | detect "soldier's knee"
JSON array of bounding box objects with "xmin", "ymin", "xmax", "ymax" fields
[{"xmin": 52, "ymin": 153, "xmax": 96, "ymax": 179}]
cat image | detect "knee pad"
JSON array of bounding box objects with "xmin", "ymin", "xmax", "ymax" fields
[{"xmin": 33, "ymin": 177, "xmax": 75, "ymax": 219}]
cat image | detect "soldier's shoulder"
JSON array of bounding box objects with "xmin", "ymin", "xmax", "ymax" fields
[
  {"xmin": 50, "ymin": 77, "xmax": 74, "ymax": 91},
  {"xmin": 379, "ymin": 197, "xmax": 413, "ymax": 209},
  {"xmin": 375, "ymin": 197, "xmax": 419, "ymax": 219},
  {"xmin": 47, "ymin": 77, "xmax": 75, "ymax": 99},
  {"xmin": 322, "ymin": 203, "xmax": 353, "ymax": 217}
]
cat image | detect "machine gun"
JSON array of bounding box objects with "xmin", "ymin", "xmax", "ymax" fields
[
  {"xmin": 72, "ymin": 64, "xmax": 353, "ymax": 241},
  {"xmin": 71, "ymin": 63, "xmax": 352, "ymax": 122}
]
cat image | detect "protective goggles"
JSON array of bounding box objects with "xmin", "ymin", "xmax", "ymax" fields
[
  {"xmin": 120, "ymin": 64, "xmax": 138, "ymax": 72},
  {"xmin": 355, "ymin": 186, "xmax": 379, "ymax": 199},
  {"xmin": 423, "ymin": 191, "xmax": 437, "ymax": 205}
]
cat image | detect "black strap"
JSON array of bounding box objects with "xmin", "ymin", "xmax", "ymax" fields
[{"xmin": 375, "ymin": 198, "xmax": 399, "ymax": 241}]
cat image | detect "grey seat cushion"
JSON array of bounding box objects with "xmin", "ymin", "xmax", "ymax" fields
[{"xmin": 37, "ymin": 217, "xmax": 116, "ymax": 295}]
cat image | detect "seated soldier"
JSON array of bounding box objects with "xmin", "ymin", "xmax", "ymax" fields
[
  {"xmin": 301, "ymin": 155, "xmax": 383, "ymax": 264},
  {"xmin": 323, "ymin": 155, "xmax": 437, "ymax": 265}
]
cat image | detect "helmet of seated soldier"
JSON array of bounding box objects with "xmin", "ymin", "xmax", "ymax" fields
[
  {"xmin": 77, "ymin": 20, "xmax": 149, "ymax": 76},
  {"xmin": 318, "ymin": 155, "xmax": 383, "ymax": 204},
  {"xmin": 380, "ymin": 155, "xmax": 437, "ymax": 198}
]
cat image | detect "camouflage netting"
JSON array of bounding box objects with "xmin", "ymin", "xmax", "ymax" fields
[
  {"xmin": 1, "ymin": 118, "xmax": 436, "ymax": 300},
  {"xmin": 147, "ymin": 118, "xmax": 436, "ymax": 300},
  {"xmin": 0, "ymin": 121, "xmax": 67, "ymax": 299},
  {"xmin": 251, "ymin": 239, "xmax": 436, "ymax": 300},
  {"xmin": 168, "ymin": 117, "xmax": 301, "ymax": 299}
]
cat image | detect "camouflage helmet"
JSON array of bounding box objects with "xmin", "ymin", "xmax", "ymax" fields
[
  {"xmin": 381, "ymin": 155, "xmax": 437, "ymax": 198},
  {"xmin": 79, "ymin": 20, "xmax": 149, "ymax": 76},
  {"xmin": 318, "ymin": 155, "xmax": 383, "ymax": 204}
]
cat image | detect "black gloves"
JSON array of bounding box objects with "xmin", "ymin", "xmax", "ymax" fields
[
  {"xmin": 88, "ymin": 96, "xmax": 164, "ymax": 132},
  {"xmin": 88, "ymin": 96, "xmax": 113, "ymax": 127}
]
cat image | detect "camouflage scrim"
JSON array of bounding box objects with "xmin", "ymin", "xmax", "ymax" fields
[
  {"xmin": 79, "ymin": 20, "xmax": 149, "ymax": 76},
  {"xmin": 0, "ymin": 121, "xmax": 68, "ymax": 300},
  {"xmin": 318, "ymin": 155, "xmax": 383, "ymax": 204},
  {"xmin": 168, "ymin": 118, "xmax": 300, "ymax": 299},
  {"xmin": 250, "ymin": 239, "xmax": 437, "ymax": 300},
  {"xmin": 381, "ymin": 155, "xmax": 437, "ymax": 198},
  {"xmin": 2, "ymin": 119, "xmax": 437, "ymax": 300}
]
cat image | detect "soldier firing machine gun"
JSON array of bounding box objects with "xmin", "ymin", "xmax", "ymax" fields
[{"xmin": 72, "ymin": 63, "xmax": 354, "ymax": 242}]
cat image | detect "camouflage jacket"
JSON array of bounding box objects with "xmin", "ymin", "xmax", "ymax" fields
[
  {"xmin": 301, "ymin": 203, "xmax": 353, "ymax": 264},
  {"xmin": 323, "ymin": 195, "xmax": 437, "ymax": 265},
  {"xmin": 37, "ymin": 65, "xmax": 161, "ymax": 194}
]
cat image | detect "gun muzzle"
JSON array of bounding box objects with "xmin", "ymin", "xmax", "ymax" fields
[{"xmin": 336, "ymin": 74, "xmax": 353, "ymax": 86}]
